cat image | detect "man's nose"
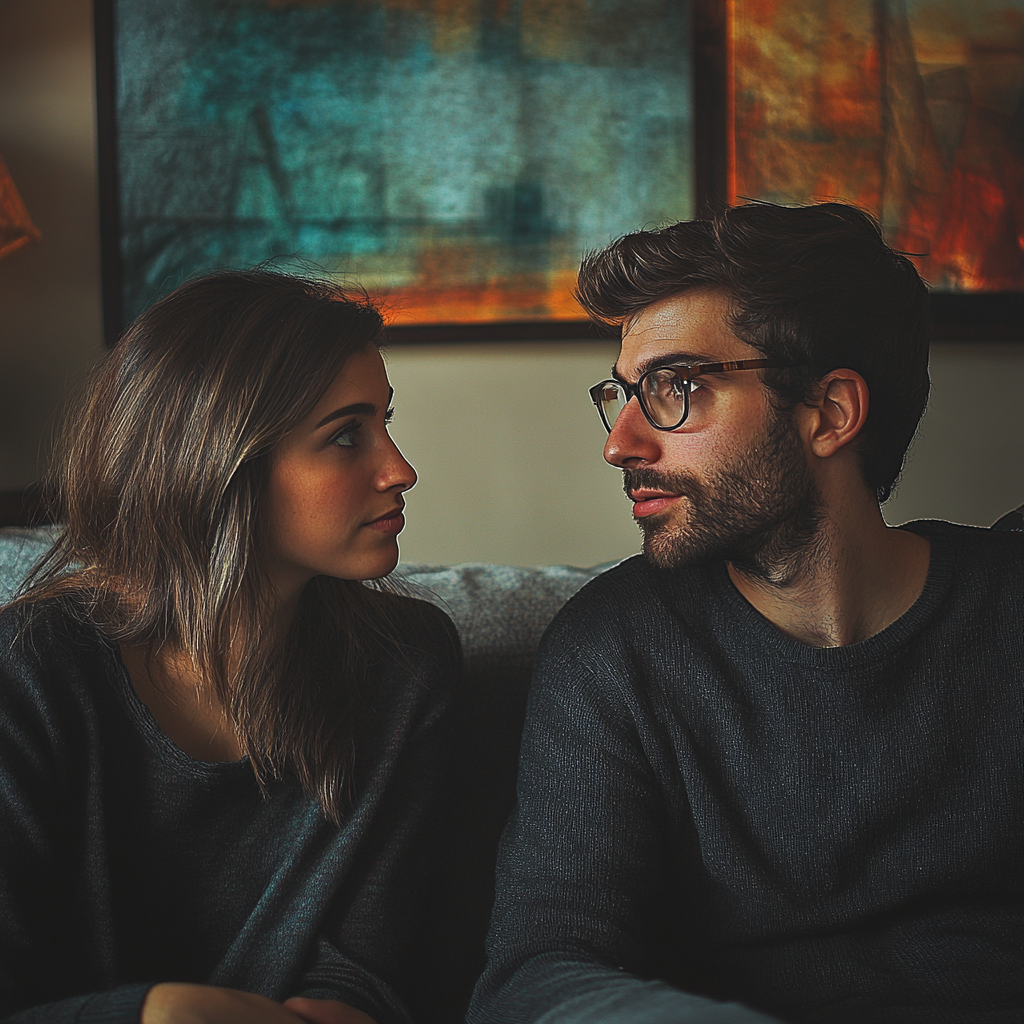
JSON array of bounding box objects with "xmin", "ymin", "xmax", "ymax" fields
[{"xmin": 603, "ymin": 397, "xmax": 662, "ymax": 468}]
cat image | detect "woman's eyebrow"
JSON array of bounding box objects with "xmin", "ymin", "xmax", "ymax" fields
[{"xmin": 314, "ymin": 403, "xmax": 376, "ymax": 430}]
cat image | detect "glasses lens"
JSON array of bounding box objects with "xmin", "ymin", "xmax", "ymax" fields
[
  {"xmin": 642, "ymin": 368, "xmax": 689, "ymax": 428},
  {"xmin": 594, "ymin": 382, "xmax": 628, "ymax": 429}
]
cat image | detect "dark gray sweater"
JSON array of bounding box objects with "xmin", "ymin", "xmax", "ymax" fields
[
  {"xmin": 470, "ymin": 521, "xmax": 1024, "ymax": 1024},
  {"xmin": 0, "ymin": 595, "xmax": 461, "ymax": 1024}
]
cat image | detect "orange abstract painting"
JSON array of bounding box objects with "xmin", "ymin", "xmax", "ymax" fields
[{"xmin": 734, "ymin": 0, "xmax": 1024, "ymax": 291}]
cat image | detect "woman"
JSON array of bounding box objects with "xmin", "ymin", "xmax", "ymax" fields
[{"xmin": 0, "ymin": 271, "xmax": 461, "ymax": 1024}]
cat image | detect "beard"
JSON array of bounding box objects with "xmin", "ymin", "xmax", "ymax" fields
[{"xmin": 624, "ymin": 408, "xmax": 825, "ymax": 585}]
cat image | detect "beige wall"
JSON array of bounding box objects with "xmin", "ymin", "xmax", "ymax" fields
[
  {"xmin": 384, "ymin": 340, "xmax": 1024, "ymax": 567},
  {"xmin": 1, "ymin": 0, "xmax": 1022, "ymax": 567},
  {"xmin": 881, "ymin": 342, "xmax": 1024, "ymax": 533},
  {"xmin": 384, "ymin": 341, "xmax": 641, "ymax": 568}
]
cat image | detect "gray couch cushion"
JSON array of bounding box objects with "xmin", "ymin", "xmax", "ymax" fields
[
  {"xmin": 0, "ymin": 527, "xmax": 604, "ymax": 664},
  {"xmin": 397, "ymin": 562, "xmax": 601, "ymax": 664},
  {"xmin": 0, "ymin": 526, "xmax": 59, "ymax": 603}
]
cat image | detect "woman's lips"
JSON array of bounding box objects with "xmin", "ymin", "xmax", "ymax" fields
[
  {"xmin": 630, "ymin": 492, "xmax": 682, "ymax": 518},
  {"xmin": 365, "ymin": 506, "xmax": 406, "ymax": 535}
]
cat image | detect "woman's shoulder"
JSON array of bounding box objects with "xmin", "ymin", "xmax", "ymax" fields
[
  {"xmin": 1, "ymin": 592, "xmax": 98, "ymax": 651},
  {"xmin": 356, "ymin": 592, "xmax": 462, "ymax": 733},
  {"xmin": 0, "ymin": 595, "xmax": 111, "ymax": 699},
  {"xmin": 378, "ymin": 590, "xmax": 463, "ymax": 671},
  {"xmin": 0, "ymin": 596, "xmax": 118, "ymax": 774}
]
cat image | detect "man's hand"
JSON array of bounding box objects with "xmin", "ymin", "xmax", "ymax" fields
[{"xmin": 142, "ymin": 983, "xmax": 377, "ymax": 1024}]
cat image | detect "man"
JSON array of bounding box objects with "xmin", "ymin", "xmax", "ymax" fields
[{"xmin": 468, "ymin": 203, "xmax": 1022, "ymax": 1023}]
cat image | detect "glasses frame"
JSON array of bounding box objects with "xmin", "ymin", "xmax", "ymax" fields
[{"xmin": 589, "ymin": 358, "xmax": 798, "ymax": 433}]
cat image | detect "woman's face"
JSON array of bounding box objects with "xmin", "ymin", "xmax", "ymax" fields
[{"xmin": 264, "ymin": 345, "xmax": 416, "ymax": 597}]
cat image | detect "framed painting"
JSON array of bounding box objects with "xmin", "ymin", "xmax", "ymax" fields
[
  {"xmin": 732, "ymin": 0, "xmax": 1024, "ymax": 340},
  {"xmin": 95, "ymin": 0, "xmax": 730, "ymax": 344}
]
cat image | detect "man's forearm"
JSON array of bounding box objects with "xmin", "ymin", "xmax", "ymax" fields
[{"xmin": 471, "ymin": 957, "xmax": 783, "ymax": 1024}]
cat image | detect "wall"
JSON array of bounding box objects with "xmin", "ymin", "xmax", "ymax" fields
[
  {"xmin": 1, "ymin": 0, "xmax": 1022, "ymax": 568},
  {"xmin": 0, "ymin": 0, "xmax": 105, "ymax": 487},
  {"xmin": 384, "ymin": 339, "xmax": 1024, "ymax": 567},
  {"xmin": 881, "ymin": 342, "xmax": 1024, "ymax": 532}
]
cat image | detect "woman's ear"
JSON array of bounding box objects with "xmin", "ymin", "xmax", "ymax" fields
[{"xmin": 800, "ymin": 369, "xmax": 870, "ymax": 459}]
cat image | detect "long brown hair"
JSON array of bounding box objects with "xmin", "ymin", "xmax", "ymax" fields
[{"xmin": 12, "ymin": 269, "xmax": 417, "ymax": 823}]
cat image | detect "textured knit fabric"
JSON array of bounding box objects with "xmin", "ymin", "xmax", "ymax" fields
[
  {"xmin": 0, "ymin": 528, "xmax": 613, "ymax": 1022},
  {"xmin": 470, "ymin": 521, "xmax": 1024, "ymax": 1024},
  {"xmin": 0, "ymin": 594, "xmax": 461, "ymax": 1024}
]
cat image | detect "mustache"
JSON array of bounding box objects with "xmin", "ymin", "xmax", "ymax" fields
[{"xmin": 622, "ymin": 466, "xmax": 697, "ymax": 498}]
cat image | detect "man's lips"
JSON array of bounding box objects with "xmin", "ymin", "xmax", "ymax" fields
[
  {"xmin": 365, "ymin": 505, "xmax": 406, "ymax": 535},
  {"xmin": 629, "ymin": 489, "xmax": 682, "ymax": 518}
]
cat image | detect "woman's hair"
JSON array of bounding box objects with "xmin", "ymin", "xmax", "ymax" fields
[
  {"xmin": 12, "ymin": 269, "xmax": 419, "ymax": 823},
  {"xmin": 575, "ymin": 202, "xmax": 931, "ymax": 502}
]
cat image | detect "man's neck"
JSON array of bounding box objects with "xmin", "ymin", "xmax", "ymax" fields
[{"xmin": 725, "ymin": 493, "xmax": 931, "ymax": 648}]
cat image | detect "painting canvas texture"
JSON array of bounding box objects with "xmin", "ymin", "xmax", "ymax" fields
[
  {"xmin": 115, "ymin": 0, "xmax": 694, "ymax": 326},
  {"xmin": 734, "ymin": 0, "xmax": 1024, "ymax": 292}
]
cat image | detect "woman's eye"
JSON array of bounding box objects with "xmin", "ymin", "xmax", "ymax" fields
[
  {"xmin": 384, "ymin": 407, "xmax": 395, "ymax": 425},
  {"xmin": 332, "ymin": 424, "xmax": 359, "ymax": 448}
]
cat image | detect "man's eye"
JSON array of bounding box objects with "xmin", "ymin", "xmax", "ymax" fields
[{"xmin": 385, "ymin": 407, "xmax": 395, "ymax": 425}]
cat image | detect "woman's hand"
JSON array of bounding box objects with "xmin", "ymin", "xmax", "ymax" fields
[
  {"xmin": 284, "ymin": 996, "xmax": 378, "ymax": 1024},
  {"xmin": 142, "ymin": 984, "xmax": 377, "ymax": 1024}
]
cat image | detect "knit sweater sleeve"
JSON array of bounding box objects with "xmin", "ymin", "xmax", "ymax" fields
[
  {"xmin": 291, "ymin": 604, "xmax": 465, "ymax": 1024},
  {"xmin": 468, "ymin": 600, "xmax": 780, "ymax": 1024},
  {"xmin": 0, "ymin": 609, "xmax": 153, "ymax": 1024}
]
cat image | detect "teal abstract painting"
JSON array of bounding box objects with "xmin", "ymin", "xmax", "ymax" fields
[{"xmin": 114, "ymin": 0, "xmax": 694, "ymax": 326}]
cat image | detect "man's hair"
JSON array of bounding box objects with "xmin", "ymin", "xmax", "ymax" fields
[
  {"xmin": 11, "ymin": 269, "xmax": 434, "ymax": 824},
  {"xmin": 575, "ymin": 202, "xmax": 931, "ymax": 502}
]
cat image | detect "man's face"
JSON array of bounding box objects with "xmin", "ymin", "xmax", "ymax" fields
[{"xmin": 604, "ymin": 288, "xmax": 823, "ymax": 578}]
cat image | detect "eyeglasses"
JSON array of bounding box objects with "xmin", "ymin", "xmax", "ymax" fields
[{"xmin": 589, "ymin": 358, "xmax": 797, "ymax": 433}]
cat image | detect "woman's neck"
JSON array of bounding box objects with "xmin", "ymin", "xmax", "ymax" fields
[
  {"xmin": 117, "ymin": 574, "xmax": 308, "ymax": 763},
  {"xmin": 119, "ymin": 643, "xmax": 245, "ymax": 763}
]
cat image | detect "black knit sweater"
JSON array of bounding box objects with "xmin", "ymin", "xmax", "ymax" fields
[
  {"xmin": 0, "ymin": 595, "xmax": 461, "ymax": 1024},
  {"xmin": 470, "ymin": 521, "xmax": 1024, "ymax": 1024}
]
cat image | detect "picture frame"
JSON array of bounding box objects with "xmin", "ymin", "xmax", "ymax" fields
[
  {"xmin": 94, "ymin": 0, "xmax": 1020, "ymax": 346},
  {"xmin": 94, "ymin": 0, "xmax": 730, "ymax": 346}
]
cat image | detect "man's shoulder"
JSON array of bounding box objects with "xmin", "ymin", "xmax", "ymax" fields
[
  {"xmin": 548, "ymin": 554, "xmax": 654, "ymax": 623},
  {"xmin": 908, "ymin": 517, "xmax": 1024, "ymax": 547},
  {"xmin": 539, "ymin": 554, "xmax": 706, "ymax": 656},
  {"xmin": 906, "ymin": 518, "xmax": 1024, "ymax": 587}
]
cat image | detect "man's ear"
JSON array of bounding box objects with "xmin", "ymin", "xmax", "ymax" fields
[{"xmin": 801, "ymin": 369, "xmax": 869, "ymax": 459}]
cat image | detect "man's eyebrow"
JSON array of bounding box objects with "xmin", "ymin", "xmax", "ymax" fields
[
  {"xmin": 314, "ymin": 403, "xmax": 376, "ymax": 430},
  {"xmin": 612, "ymin": 351, "xmax": 719, "ymax": 382}
]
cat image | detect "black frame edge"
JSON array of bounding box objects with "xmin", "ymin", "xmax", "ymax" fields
[
  {"xmin": 94, "ymin": 0, "xmax": 123, "ymax": 348},
  {"xmin": 385, "ymin": 319, "xmax": 617, "ymax": 345},
  {"xmin": 692, "ymin": 0, "xmax": 731, "ymax": 217},
  {"xmin": 928, "ymin": 294, "xmax": 1024, "ymax": 342}
]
